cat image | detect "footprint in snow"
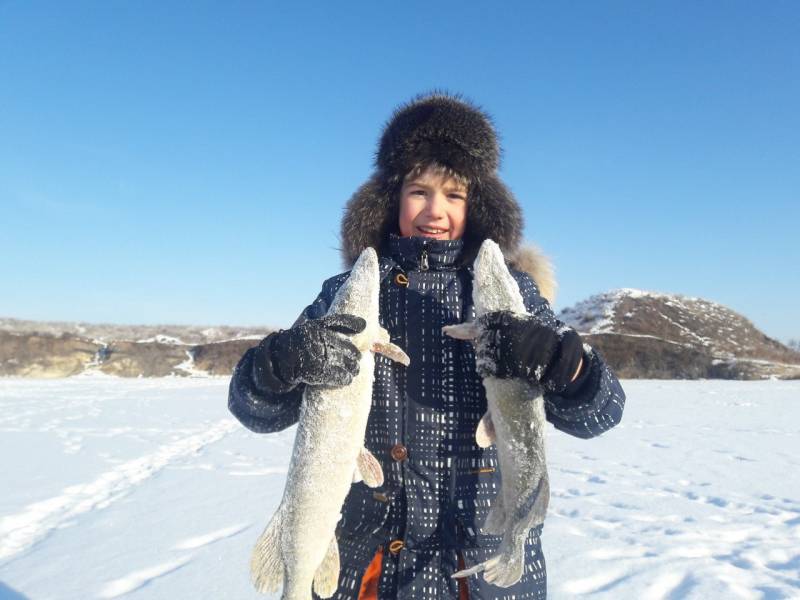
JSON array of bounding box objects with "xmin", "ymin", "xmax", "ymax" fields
[
  {"xmin": 97, "ymin": 556, "xmax": 193, "ymax": 599},
  {"xmin": 172, "ymin": 523, "xmax": 251, "ymax": 550},
  {"xmin": 561, "ymin": 567, "xmax": 630, "ymax": 595},
  {"xmin": 782, "ymin": 515, "xmax": 800, "ymax": 527},
  {"xmin": 609, "ymin": 501, "xmax": 640, "ymax": 510},
  {"xmin": 228, "ymin": 465, "xmax": 289, "ymax": 477},
  {"xmin": 642, "ymin": 571, "xmax": 696, "ymax": 600},
  {"xmin": 587, "ymin": 545, "xmax": 653, "ymax": 560},
  {"xmin": 705, "ymin": 496, "xmax": 729, "ymax": 508},
  {"xmin": 765, "ymin": 552, "xmax": 800, "ymax": 572}
]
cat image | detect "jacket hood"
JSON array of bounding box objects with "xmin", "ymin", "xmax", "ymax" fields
[{"xmin": 339, "ymin": 92, "xmax": 557, "ymax": 305}]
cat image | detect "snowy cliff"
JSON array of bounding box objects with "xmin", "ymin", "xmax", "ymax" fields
[{"xmin": 558, "ymin": 289, "xmax": 800, "ymax": 380}]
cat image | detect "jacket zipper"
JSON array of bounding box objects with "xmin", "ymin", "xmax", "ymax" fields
[{"xmin": 420, "ymin": 241, "xmax": 429, "ymax": 271}]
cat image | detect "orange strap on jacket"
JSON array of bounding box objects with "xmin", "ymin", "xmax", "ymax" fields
[
  {"xmin": 357, "ymin": 546, "xmax": 470, "ymax": 599},
  {"xmin": 457, "ymin": 551, "xmax": 470, "ymax": 600},
  {"xmin": 358, "ymin": 546, "xmax": 383, "ymax": 600}
]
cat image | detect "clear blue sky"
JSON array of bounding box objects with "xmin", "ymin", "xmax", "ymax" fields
[{"xmin": 1, "ymin": 2, "xmax": 798, "ymax": 340}]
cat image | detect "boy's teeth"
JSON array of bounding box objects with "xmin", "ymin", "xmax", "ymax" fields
[{"xmin": 419, "ymin": 227, "xmax": 446, "ymax": 233}]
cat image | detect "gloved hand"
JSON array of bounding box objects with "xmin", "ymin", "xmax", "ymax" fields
[
  {"xmin": 264, "ymin": 314, "xmax": 366, "ymax": 389},
  {"xmin": 474, "ymin": 311, "xmax": 586, "ymax": 393}
]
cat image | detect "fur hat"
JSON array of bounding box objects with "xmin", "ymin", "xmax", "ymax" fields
[
  {"xmin": 340, "ymin": 92, "xmax": 556, "ymax": 302},
  {"xmin": 376, "ymin": 93, "xmax": 501, "ymax": 187}
]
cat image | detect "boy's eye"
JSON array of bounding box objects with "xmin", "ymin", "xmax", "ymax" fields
[{"xmin": 411, "ymin": 189, "xmax": 426, "ymax": 196}]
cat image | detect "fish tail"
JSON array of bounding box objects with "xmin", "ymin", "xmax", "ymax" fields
[
  {"xmin": 474, "ymin": 411, "xmax": 496, "ymax": 448},
  {"xmin": 453, "ymin": 543, "xmax": 525, "ymax": 588},
  {"xmin": 451, "ymin": 557, "xmax": 491, "ymax": 579},
  {"xmin": 482, "ymin": 539, "xmax": 526, "ymax": 588},
  {"xmin": 250, "ymin": 506, "xmax": 285, "ymax": 594}
]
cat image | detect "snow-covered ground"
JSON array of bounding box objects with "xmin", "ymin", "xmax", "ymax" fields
[{"xmin": 1, "ymin": 377, "xmax": 798, "ymax": 599}]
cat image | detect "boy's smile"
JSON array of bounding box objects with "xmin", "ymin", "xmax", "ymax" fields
[{"xmin": 398, "ymin": 168, "xmax": 468, "ymax": 241}]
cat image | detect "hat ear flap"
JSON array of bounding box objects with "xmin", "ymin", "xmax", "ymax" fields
[
  {"xmin": 341, "ymin": 175, "xmax": 398, "ymax": 268},
  {"xmin": 463, "ymin": 175, "xmax": 523, "ymax": 260}
]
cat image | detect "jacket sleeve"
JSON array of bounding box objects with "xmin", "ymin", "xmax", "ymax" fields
[
  {"xmin": 227, "ymin": 274, "xmax": 347, "ymax": 434},
  {"xmin": 512, "ymin": 270, "xmax": 626, "ymax": 439}
]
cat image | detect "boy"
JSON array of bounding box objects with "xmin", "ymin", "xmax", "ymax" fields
[{"xmin": 229, "ymin": 93, "xmax": 626, "ymax": 599}]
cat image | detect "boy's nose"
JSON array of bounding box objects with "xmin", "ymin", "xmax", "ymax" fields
[{"xmin": 426, "ymin": 193, "xmax": 447, "ymax": 217}]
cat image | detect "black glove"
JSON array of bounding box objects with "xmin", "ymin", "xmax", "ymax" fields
[
  {"xmin": 475, "ymin": 311, "xmax": 586, "ymax": 393},
  {"xmin": 255, "ymin": 314, "xmax": 365, "ymax": 391}
]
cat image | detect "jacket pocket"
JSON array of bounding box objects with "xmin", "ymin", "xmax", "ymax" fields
[{"xmin": 336, "ymin": 482, "xmax": 397, "ymax": 539}]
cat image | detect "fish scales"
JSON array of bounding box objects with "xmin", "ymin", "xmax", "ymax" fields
[
  {"xmin": 250, "ymin": 248, "xmax": 409, "ymax": 599},
  {"xmin": 443, "ymin": 239, "xmax": 550, "ymax": 588}
]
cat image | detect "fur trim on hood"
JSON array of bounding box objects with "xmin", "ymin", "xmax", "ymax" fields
[{"xmin": 508, "ymin": 245, "xmax": 557, "ymax": 305}]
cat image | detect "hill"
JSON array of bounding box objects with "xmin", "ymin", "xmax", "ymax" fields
[
  {"xmin": 558, "ymin": 289, "xmax": 800, "ymax": 379},
  {"xmin": 0, "ymin": 317, "xmax": 270, "ymax": 378},
  {"xmin": 3, "ymin": 289, "xmax": 799, "ymax": 379}
]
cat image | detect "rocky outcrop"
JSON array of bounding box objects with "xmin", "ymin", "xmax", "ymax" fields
[
  {"xmin": 4, "ymin": 290, "xmax": 798, "ymax": 380},
  {"xmin": 98, "ymin": 340, "xmax": 192, "ymax": 377},
  {"xmin": 0, "ymin": 317, "xmax": 268, "ymax": 345},
  {"xmin": 0, "ymin": 331, "xmax": 101, "ymax": 378},
  {"xmin": 0, "ymin": 320, "xmax": 269, "ymax": 378},
  {"xmin": 192, "ymin": 339, "xmax": 263, "ymax": 376},
  {"xmin": 559, "ymin": 289, "xmax": 800, "ymax": 380},
  {"xmin": 578, "ymin": 333, "xmax": 713, "ymax": 380}
]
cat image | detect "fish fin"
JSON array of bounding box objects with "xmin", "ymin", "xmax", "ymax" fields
[
  {"xmin": 375, "ymin": 327, "xmax": 390, "ymax": 344},
  {"xmin": 442, "ymin": 323, "xmax": 480, "ymax": 340},
  {"xmin": 312, "ymin": 535, "xmax": 341, "ymax": 598},
  {"xmin": 249, "ymin": 507, "xmax": 285, "ymax": 594},
  {"xmin": 357, "ymin": 447, "xmax": 384, "ymax": 488},
  {"xmin": 482, "ymin": 546, "xmax": 525, "ymax": 588},
  {"xmin": 352, "ymin": 465, "xmax": 363, "ymax": 484},
  {"xmin": 482, "ymin": 491, "xmax": 506, "ymax": 535},
  {"xmin": 451, "ymin": 556, "xmax": 498, "ymax": 579},
  {"xmin": 475, "ymin": 411, "xmax": 496, "ymax": 448},
  {"xmin": 372, "ymin": 336, "xmax": 410, "ymax": 366},
  {"xmin": 529, "ymin": 473, "xmax": 550, "ymax": 526}
]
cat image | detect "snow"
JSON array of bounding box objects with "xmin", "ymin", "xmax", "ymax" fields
[
  {"xmin": 558, "ymin": 290, "xmax": 622, "ymax": 334},
  {"xmin": 1, "ymin": 377, "xmax": 799, "ymax": 599},
  {"xmin": 557, "ymin": 288, "xmax": 731, "ymax": 337}
]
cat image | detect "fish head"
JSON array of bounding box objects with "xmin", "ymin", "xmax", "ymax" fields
[
  {"xmin": 328, "ymin": 247, "xmax": 381, "ymax": 351},
  {"xmin": 472, "ymin": 240, "xmax": 527, "ymax": 316}
]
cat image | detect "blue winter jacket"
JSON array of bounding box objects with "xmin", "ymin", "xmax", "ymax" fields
[{"xmin": 228, "ymin": 235, "xmax": 626, "ymax": 599}]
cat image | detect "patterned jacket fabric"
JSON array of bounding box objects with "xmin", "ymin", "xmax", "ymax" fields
[{"xmin": 228, "ymin": 235, "xmax": 626, "ymax": 599}]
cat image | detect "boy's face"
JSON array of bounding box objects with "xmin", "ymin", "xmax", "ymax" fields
[{"xmin": 398, "ymin": 168, "xmax": 468, "ymax": 241}]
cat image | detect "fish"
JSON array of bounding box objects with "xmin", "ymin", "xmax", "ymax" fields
[
  {"xmin": 442, "ymin": 239, "xmax": 550, "ymax": 588},
  {"xmin": 250, "ymin": 247, "xmax": 410, "ymax": 599}
]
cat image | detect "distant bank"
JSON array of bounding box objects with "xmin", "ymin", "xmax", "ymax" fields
[{"xmin": 2, "ymin": 289, "xmax": 798, "ymax": 379}]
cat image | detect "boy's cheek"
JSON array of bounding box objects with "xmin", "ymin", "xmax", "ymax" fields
[
  {"xmin": 451, "ymin": 216, "xmax": 467, "ymax": 240},
  {"xmin": 397, "ymin": 201, "xmax": 421, "ymax": 237}
]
